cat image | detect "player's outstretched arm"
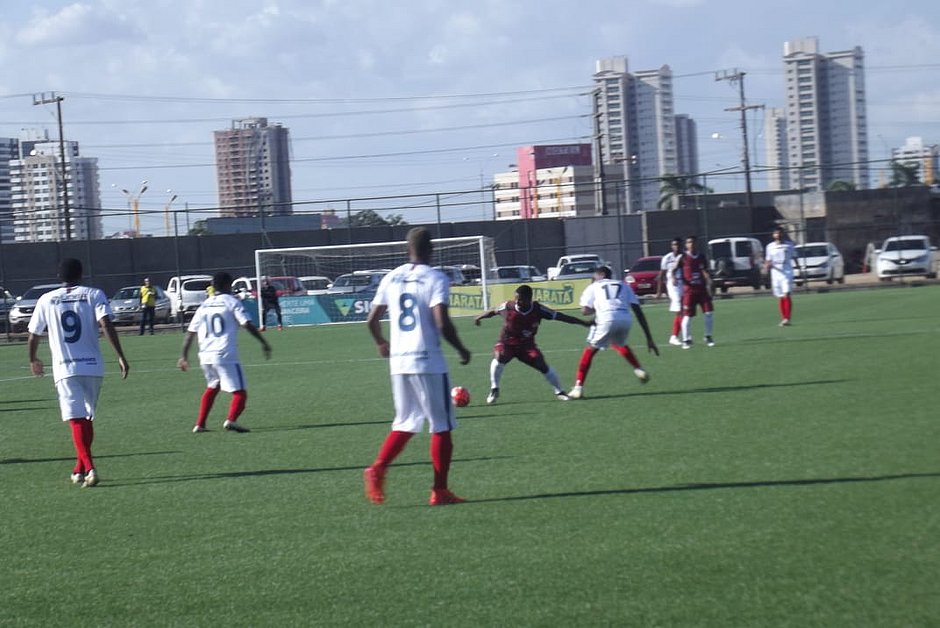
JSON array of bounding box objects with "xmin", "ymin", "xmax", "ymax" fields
[
  {"xmin": 474, "ymin": 309, "xmax": 497, "ymax": 326},
  {"xmin": 99, "ymin": 316, "xmax": 130, "ymax": 379},
  {"xmin": 433, "ymin": 304, "xmax": 470, "ymax": 365},
  {"xmin": 630, "ymin": 303, "xmax": 660, "ymax": 356},
  {"xmin": 242, "ymin": 322, "xmax": 272, "ymax": 360},
  {"xmin": 554, "ymin": 311, "xmax": 593, "ymax": 327},
  {"xmin": 366, "ymin": 304, "xmax": 390, "ymax": 358},
  {"xmin": 27, "ymin": 333, "xmax": 44, "ymax": 377}
]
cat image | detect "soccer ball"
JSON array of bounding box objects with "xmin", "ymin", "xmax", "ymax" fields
[{"xmin": 451, "ymin": 386, "xmax": 471, "ymax": 407}]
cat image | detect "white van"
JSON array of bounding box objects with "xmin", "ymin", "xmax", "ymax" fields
[
  {"xmin": 707, "ymin": 237, "xmax": 767, "ymax": 293},
  {"xmin": 166, "ymin": 275, "xmax": 212, "ymax": 320}
]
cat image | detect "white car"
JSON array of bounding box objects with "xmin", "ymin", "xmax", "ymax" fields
[
  {"xmin": 876, "ymin": 235, "xmax": 937, "ymax": 280},
  {"xmin": 793, "ymin": 242, "xmax": 845, "ymax": 285},
  {"xmin": 547, "ymin": 254, "xmax": 604, "ymax": 280},
  {"xmin": 299, "ymin": 276, "xmax": 332, "ymax": 295},
  {"xmin": 166, "ymin": 274, "xmax": 212, "ymax": 320},
  {"xmin": 490, "ymin": 265, "xmax": 547, "ymax": 284}
]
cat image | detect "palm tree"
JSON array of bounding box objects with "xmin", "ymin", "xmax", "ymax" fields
[
  {"xmin": 658, "ymin": 174, "xmax": 710, "ymax": 210},
  {"xmin": 827, "ymin": 180, "xmax": 857, "ymax": 192},
  {"xmin": 888, "ymin": 160, "xmax": 922, "ymax": 187}
]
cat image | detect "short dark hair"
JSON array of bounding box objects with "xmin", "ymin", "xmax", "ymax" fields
[
  {"xmin": 515, "ymin": 284, "xmax": 533, "ymax": 300},
  {"xmin": 212, "ymin": 271, "xmax": 233, "ymax": 293},
  {"xmin": 595, "ymin": 265, "xmax": 613, "ymax": 279},
  {"xmin": 407, "ymin": 227, "xmax": 433, "ymax": 261},
  {"xmin": 59, "ymin": 258, "xmax": 83, "ymax": 284}
]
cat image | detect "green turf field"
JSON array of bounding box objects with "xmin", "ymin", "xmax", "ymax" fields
[{"xmin": 1, "ymin": 285, "xmax": 938, "ymax": 626}]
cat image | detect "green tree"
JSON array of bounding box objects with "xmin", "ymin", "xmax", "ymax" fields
[
  {"xmin": 658, "ymin": 174, "xmax": 710, "ymax": 210},
  {"xmin": 827, "ymin": 180, "xmax": 857, "ymax": 192},
  {"xmin": 888, "ymin": 160, "xmax": 922, "ymax": 187},
  {"xmin": 344, "ymin": 209, "xmax": 408, "ymax": 227},
  {"xmin": 188, "ymin": 220, "xmax": 209, "ymax": 236}
]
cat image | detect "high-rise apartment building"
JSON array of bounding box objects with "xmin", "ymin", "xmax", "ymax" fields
[
  {"xmin": 764, "ymin": 107, "xmax": 790, "ymax": 190},
  {"xmin": 892, "ymin": 136, "xmax": 938, "ymax": 185},
  {"xmin": 0, "ymin": 137, "xmax": 17, "ymax": 243},
  {"xmin": 593, "ymin": 56, "xmax": 678, "ymax": 213},
  {"xmin": 214, "ymin": 117, "xmax": 292, "ymax": 218},
  {"xmin": 493, "ymin": 144, "xmax": 595, "ymax": 220},
  {"xmin": 783, "ymin": 37, "xmax": 868, "ymax": 191},
  {"xmin": 10, "ymin": 131, "xmax": 102, "ymax": 242},
  {"xmin": 674, "ymin": 114, "xmax": 699, "ymax": 180}
]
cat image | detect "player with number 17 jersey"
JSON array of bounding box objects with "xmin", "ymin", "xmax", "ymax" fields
[{"xmin": 372, "ymin": 264, "xmax": 449, "ymax": 375}]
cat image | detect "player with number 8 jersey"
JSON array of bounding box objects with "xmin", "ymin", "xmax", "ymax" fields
[
  {"xmin": 179, "ymin": 272, "xmax": 271, "ymax": 433},
  {"xmin": 364, "ymin": 227, "xmax": 472, "ymax": 506}
]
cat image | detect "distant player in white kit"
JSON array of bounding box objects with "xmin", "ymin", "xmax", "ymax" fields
[
  {"xmin": 764, "ymin": 227, "xmax": 797, "ymax": 326},
  {"xmin": 655, "ymin": 236, "xmax": 685, "ymax": 346},
  {"xmin": 178, "ymin": 271, "xmax": 271, "ymax": 433},
  {"xmin": 364, "ymin": 227, "xmax": 472, "ymax": 506},
  {"xmin": 27, "ymin": 258, "xmax": 130, "ymax": 488},
  {"xmin": 568, "ymin": 265, "xmax": 658, "ymax": 400}
]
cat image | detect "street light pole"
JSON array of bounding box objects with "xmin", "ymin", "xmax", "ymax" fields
[
  {"xmin": 33, "ymin": 92, "xmax": 72, "ymax": 241},
  {"xmin": 120, "ymin": 181, "xmax": 148, "ymax": 236},
  {"xmin": 164, "ymin": 191, "xmax": 178, "ymax": 237}
]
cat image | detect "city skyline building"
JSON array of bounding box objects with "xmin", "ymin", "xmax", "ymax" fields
[
  {"xmin": 764, "ymin": 107, "xmax": 790, "ymax": 191},
  {"xmin": 783, "ymin": 36, "xmax": 869, "ymax": 192},
  {"xmin": 10, "ymin": 130, "xmax": 102, "ymax": 243},
  {"xmin": 493, "ymin": 144, "xmax": 596, "ymax": 220},
  {"xmin": 214, "ymin": 117, "xmax": 293, "ymax": 218},
  {"xmin": 892, "ymin": 136, "xmax": 938, "ymax": 185},
  {"xmin": 0, "ymin": 137, "xmax": 17, "ymax": 243},
  {"xmin": 592, "ymin": 56, "xmax": 678, "ymax": 213},
  {"xmin": 674, "ymin": 114, "xmax": 699, "ymax": 180}
]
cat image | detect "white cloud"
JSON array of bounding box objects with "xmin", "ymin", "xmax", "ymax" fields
[{"xmin": 16, "ymin": 3, "xmax": 137, "ymax": 47}]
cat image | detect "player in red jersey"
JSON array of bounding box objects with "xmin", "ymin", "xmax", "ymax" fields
[
  {"xmin": 677, "ymin": 235, "xmax": 715, "ymax": 349},
  {"xmin": 475, "ymin": 284, "xmax": 592, "ymax": 403}
]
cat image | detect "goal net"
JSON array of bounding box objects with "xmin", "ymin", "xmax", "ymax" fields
[{"xmin": 253, "ymin": 235, "xmax": 497, "ymax": 325}]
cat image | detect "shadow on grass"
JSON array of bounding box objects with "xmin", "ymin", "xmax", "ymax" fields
[
  {"xmin": 255, "ymin": 412, "xmax": 531, "ymax": 432},
  {"xmin": 467, "ymin": 471, "xmax": 940, "ymax": 505},
  {"xmin": 0, "ymin": 405, "xmax": 56, "ymax": 413},
  {"xmin": 585, "ymin": 378, "xmax": 848, "ymax": 401},
  {"xmin": 0, "ymin": 450, "xmax": 183, "ymax": 465},
  {"xmin": 0, "ymin": 398, "xmax": 49, "ymax": 404},
  {"xmin": 103, "ymin": 456, "xmax": 511, "ymax": 487}
]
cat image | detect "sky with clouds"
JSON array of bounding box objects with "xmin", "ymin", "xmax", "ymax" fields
[{"xmin": 1, "ymin": 0, "xmax": 938, "ymax": 234}]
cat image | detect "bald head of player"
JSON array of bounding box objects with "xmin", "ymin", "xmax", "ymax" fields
[
  {"xmin": 58, "ymin": 258, "xmax": 83, "ymax": 285},
  {"xmin": 594, "ymin": 265, "xmax": 613, "ymax": 280},
  {"xmin": 407, "ymin": 227, "xmax": 433, "ymax": 264},
  {"xmin": 212, "ymin": 271, "xmax": 233, "ymax": 294}
]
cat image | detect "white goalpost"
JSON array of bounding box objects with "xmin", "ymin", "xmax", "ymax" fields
[{"xmin": 253, "ymin": 235, "xmax": 497, "ymax": 326}]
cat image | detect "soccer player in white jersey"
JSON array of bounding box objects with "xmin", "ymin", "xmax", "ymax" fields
[
  {"xmin": 27, "ymin": 258, "xmax": 130, "ymax": 488},
  {"xmin": 655, "ymin": 237, "xmax": 685, "ymax": 346},
  {"xmin": 568, "ymin": 265, "xmax": 658, "ymax": 400},
  {"xmin": 178, "ymin": 272, "xmax": 271, "ymax": 433},
  {"xmin": 364, "ymin": 227, "xmax": 472, "ymax": 506},
  {"xmin": 764, "ymin": 227, "xmax": 797, "ymax": 326}
]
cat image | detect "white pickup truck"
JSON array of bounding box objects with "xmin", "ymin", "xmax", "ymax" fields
[{"xmin": 546, "ymin": 254, "xmax": 604, "ymax": 280}]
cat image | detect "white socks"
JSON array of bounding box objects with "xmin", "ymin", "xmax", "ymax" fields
[{"xmin": 490, "ymin": 359, "xmax": 505, "ymax": 388}]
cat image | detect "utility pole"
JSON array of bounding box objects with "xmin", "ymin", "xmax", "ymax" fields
[
  {"xmin": 32, "ymin": 92, "xmax": 72, "ymax": 241},
  {"xmin": 591, "ymin": 87, "xmax": 608, "ymax": 215},
  {"xmin": 715, "ymin": 71, "xmax": 763, "ymax": 210}
]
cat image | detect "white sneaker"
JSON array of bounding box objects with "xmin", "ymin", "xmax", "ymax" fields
[
  {"xmin": 70, "ymin": 472, "xmax": 85, "ymax": 485},
  {"xmin": 82, "ymin": 469, "xmax": 99, "ymax": 488},
  {"xmin": 554, "ymin": 391, "xmax": 570, "ymax": 401},
  {"xmin": 682, "ymin": 340, "xmax": 692, "ymax": 350},
  {"xmin": 192, "ymin": 425, "xmax": 208, "ymax": 433},
  {"xmin": 705, "ymin": 336, "xmax": 716, "ymax": 347},
  {"xmin": 568, "ymin": 385, "xmax": 583, "ymax": 399},
  {"xmin": 223, "ymin": 420, "xmax": 250, "ymax": 433},
  {"xmin": 486, "ymin": 388, "xmax": 499, "ymax": 405},
  {"xmin": 634, "ymin": 368, "xmax": 650, "ymax": 384},
  {"xmin": 779, "ymin": 319, "xmax": 790, "ymax": 327},
  {"xmin": 668, "ymin": 335, "xmax": 682, "ymax": 346}
]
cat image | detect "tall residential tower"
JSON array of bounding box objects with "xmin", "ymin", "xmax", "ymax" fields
[{"xmin": 214, "ymin": 118, "xmax": 293, "ymax": 218}]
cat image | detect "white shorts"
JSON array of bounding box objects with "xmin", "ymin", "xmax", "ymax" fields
[
  {"xmin": 771, "ymin": 271, "xmax": 793, "ymax": 297},
  {"xmin": 587, "ymin": 317, "xmax": 632, "ymax": 349},
  {"xmin": 55, "ymin": 376, "xmax": 103, "ymax": 421},
  {"xmin": 201, "ymin": 362, "xmax": 247, "ymax": 393},
  {"xmin": 667, "ymin": 281, "xmax": 683, "ymax": 313},
  {"xmin": 390, "ymin": 373, "xmax": 456, "ymax": 434}
]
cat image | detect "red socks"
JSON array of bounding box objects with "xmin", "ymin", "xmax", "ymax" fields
[
  {"xmin": 430, "ymin": 431, "xmax": 454, "ymax": 490},
  {"xmin": 69, "ymin": 419, "xmax": 94, "ymax": 473},
  {"xmin": 228, "ymin": 390, "xmax": 247, "ymax": 421},
  {"xmin": 671, "ymin": 315, "xmax": 682, "ymax": 337},
  {"xmin": 373, "ymin": 430, "xmax": 414, "ymax": 469},
  {"xmin": 779, "ymin": 296, "xmax": 793, "ymax": 320},
  {"xmin": 613, "ymin": 344, "xmax": 641, "ymax": 369},
  {"xmin": 197, "ymin": 387, "xmax": 220, "ymax": 427},
  {"xmin": 576, "ymin": 347, "xmax": 598, "ymax": 385}
]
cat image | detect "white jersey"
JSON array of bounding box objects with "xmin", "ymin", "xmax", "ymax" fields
[
  {"xmin": 766, "ymin": 240, "xmax": 796, "ymax": 277},
  {"xmin": 660, "ymin": 251, "xmax": 683, "ymax": 285},
  {"xmin": 580, "ymin": 278, "xmax": 639, "ymax": 324},
  {"xmin": 28, "ymin": 285, "xmax": 112, "ymax": 382},
  {"xmin": 187, "ymin": 293, "xmax": 250, "ymax": 365},
  {"xmin": 373, "ymin": 263, "xmax": 449, "ymax": 375}
]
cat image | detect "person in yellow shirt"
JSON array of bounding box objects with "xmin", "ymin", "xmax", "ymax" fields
[{"xmin": 139, "ymin": 277, "xmax": 157, "ymax": 335}]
